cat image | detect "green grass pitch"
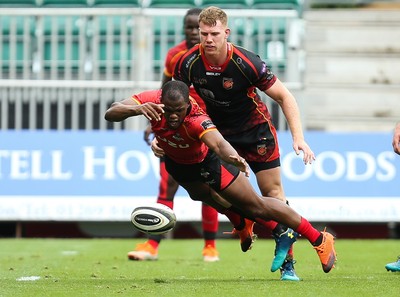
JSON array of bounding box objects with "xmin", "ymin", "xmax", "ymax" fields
[{"xmin": 0, "ymin": 238, "xmax": 398, "ymax": 297}]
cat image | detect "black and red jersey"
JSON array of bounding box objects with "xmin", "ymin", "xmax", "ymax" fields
[{"xmin": 174, "ymin": 43, "xmax": 277, "ymax": 135}]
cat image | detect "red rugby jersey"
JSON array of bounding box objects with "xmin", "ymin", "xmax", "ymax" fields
[{"xmin": 133, "ymin": 90, "xmax": 217, "ymax": 164}]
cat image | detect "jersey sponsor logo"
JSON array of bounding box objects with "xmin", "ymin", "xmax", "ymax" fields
[
  {"xmin": 222, "ymin": 78, "xmax": 233, "ymax": 90},
  {"xmin": 206, "ymin": 72, "xmax": 221, "ymax": 76},
  {"xmin": 257, "ymin": 143, "xmax": 267, "ymax": 155},
  {"xmin": 193, "ymin": 77, "xmax": 207, "ymax": 85},
  {"xmin": 200, "ymin": 119, "xmax": 215, "ymax": 130},
  {"xmin": 265, "ymin": 67, "xmax": 275, "ymax": 80},
  {"xmin": 209, "ymin": 65, "xmax": 222, "ymax": 71},
  {"xmin": 185, "ymin": 54, "xmax": 197, "ymax": 68}
]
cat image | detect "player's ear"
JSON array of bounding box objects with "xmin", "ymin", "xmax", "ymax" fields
[{"xmin": 225, "ymin": 28, "xmax": 230, "ymax": 39}]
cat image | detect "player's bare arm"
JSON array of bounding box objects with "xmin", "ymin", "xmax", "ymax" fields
[
  {"xmin": 264, "ymin": 78, "xmax": 315, "ymax": 165},
  {"xmin": 201, "ymin": 130, "xmax": 249, "ymax": 177},
  {"xmin": 393, "ymin": 122, "xmax": 400, "ymax": 155},
  {"xmin": 143, "ymin": 124, "xmax": 153, "ymax": 146},
  {"xmin": 105, "ymin": 99, "xmax": 164, "ymax": 122}
]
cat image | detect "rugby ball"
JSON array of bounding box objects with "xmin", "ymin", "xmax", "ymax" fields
[{"xmin": 131, "ymin": 203, "xmax": 176, "ymax": 235}]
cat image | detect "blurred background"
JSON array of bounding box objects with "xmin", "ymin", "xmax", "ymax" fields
[{"xmin": 0, "ymin": 0, "xmax": 399, "ymax": 239}]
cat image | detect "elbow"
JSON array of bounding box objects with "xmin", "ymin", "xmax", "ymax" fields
[
  {"xmin": 104, "ymin": 108, "xmax": 119, "ymax": 122},
  {"xmin": 104, "ymin": 110, "xmax": 112, "ymax": 122},
  {"xmin": 104, "ymin": 102, "xmax": 120, "ymax": 122}
]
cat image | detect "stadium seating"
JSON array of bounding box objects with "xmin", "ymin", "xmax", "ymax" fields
[
  {"xmin": 38, "ymin": 0, "xmax": 90, "ymax": 6},
  {"xmin": 145, "ymin": 0, "xmax": 199, "ymax": 8},
  {"xmin": 91, "ymin": 0, "xmax": 140, "ymax": 6},
  {"xmin": 42, "ymin": 15, "xmax": 84, "ymax": 36},
  {"xmin": 0, "ymin": 0, "xmax": 37, "ymax": 6},
  {"xmin": 309, "ymin": 0, "xmax": 370, "ymax": 9},
  {"xmin": 201, "ymin": 0, "xmax": 249, "ymax": 9},
  {"xmin": 96, "ymin": 40, "xmax": 133, "ymax": 74},
  {"xmin": 250, "ymin": 17, "xmax": 288, "ymax": 76},
  {"xmin": 0, "ymin": 4, "xmax": 294, "ymax": 80},
  {"xmin": 250, "ymin": 0, "xmax": 303, "ymax": 14},
  {"xmin": 90, "ymin": 16, "xmax": 135, "ymax": 75},
  {"xmin": 93, "ymin": 15, "xmax": 134, "ymax": 35},
  {"xmin": 1, "ymin": 37, "xmax": 26, "ymax": 73},
  {"xmin": 253, "ymin": 17, "xmax": 287, "ymax": 35},
  {"xmin": 250, "ymin": 0, "xmax": 301, "ymax": 9},
  {"xmin": 40, "ymin": 16, "xmax": 85, "ymax": 74},
  {"xmin": 151, "ymin": 14, "xmax": 185, "ymax": 77},
  {"xmin": 1, "ymin": 16, "xmax": 35, "ymax": 75}
]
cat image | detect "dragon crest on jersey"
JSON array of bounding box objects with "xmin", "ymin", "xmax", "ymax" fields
[
  {"xmin": 257, "ymin": 143, "xmax": 267, "ymax": 155},
  {"xmin": 222, "ymin": 78, "xmax": 233, "ymax": 90}
]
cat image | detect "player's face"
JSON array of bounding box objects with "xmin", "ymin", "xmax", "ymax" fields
[
  {"xmin": 184, "ymin": 15, "xmax": 200, "ymax": 49},
  {"xmin": 162, "ymin": 96, "xmax": 189, "ymax": 130},
  {"xmin": 199, "ymin": 20, "xmax": 230, "ymax": 61}
]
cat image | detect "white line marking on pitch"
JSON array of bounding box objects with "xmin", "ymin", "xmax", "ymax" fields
[
  {"xmin": 61, "ymin": 250, "xmax": 78, "ymax": 255},
  {"xmin": 16, "ymin": 276, "xmax": 41, "ymax": 281}
]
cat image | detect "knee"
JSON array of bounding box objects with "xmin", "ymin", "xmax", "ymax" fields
[
  {"xmin": 264, "ymin": 188, "xmax": 285, "ymax": 203},
  {"xmin": 189, "ymin": 195, "xmax": 202, "ymax": 202}
]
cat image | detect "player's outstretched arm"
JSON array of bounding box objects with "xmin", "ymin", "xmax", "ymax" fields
[
  {"xmin": 105, "ymin": 99, "xmax": 164, "ymax": 122},
  {"xmin": 201, "ymin": 130, "xmax": 249, "ymax": 176}
]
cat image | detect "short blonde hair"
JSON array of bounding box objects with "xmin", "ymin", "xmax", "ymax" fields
[{"xmin": 199, "ymin": 6, "xmax": 228, "ymax": 27}]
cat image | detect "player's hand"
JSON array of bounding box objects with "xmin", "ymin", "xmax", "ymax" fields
[
  {"xmin": 151, "ymin": 138, "xmax": 165, "ymax": 158},
  {"xmin": 139, "ymin": 102, "xmax": 164, "ymax": 121},
  {"xmin": 293, "ymin": 140, "xmax": 315, "ymax": 165},
  {"xmin": 229, "ymin": 155, "xmax": 250, "ymax": 177},
  {"xmin": 143, "ymin": 124, "xmax": 153, "ymax": 146},
  {"xmin": 392, "ymin": 122, "xmax": 400, "ymax": 155}
]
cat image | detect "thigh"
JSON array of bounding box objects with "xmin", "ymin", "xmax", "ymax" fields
[
  {"xmin": 219, "ymin": 173, "xmax": 265, "ymax": 217},
  {"xmin": 179, "ymin": 181, "xmax": 230, "ymax": 212},
  {"xmin": 255, "ymin": 167, "xmax": 285, "ymax": 201}
]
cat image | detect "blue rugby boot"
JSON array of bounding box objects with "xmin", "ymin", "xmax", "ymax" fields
[
  {"xmin": 385, "ymin": 256, "xmax": 400, "ymax": 272},
  {"xmin": 280, "ymin": 259, "xmax": 300, "ymax": 281},
  {"xmin": 271, "ymin": 228, "xmax": 298, "ymax": 272}
]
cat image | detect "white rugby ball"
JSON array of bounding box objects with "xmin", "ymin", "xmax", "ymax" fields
[{"xmin": 131, "ymin": 203, "xmax": 176, "ymax": 235}]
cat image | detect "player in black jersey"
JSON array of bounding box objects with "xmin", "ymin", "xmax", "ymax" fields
[{"xmin": 171, "ymin": 6, "xmax": 315, "ymax": 281}]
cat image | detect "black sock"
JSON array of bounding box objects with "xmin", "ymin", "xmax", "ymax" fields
[
  {"xmin": 312, "ymin": 233, "xmax": 323, "ymax": 246},
  {"xmin": 235, "ymin": 217, "xmax": 246, "ymax": 231},
  {"xmin": 273, "ymin": 223, "xmax": 288, "ymax": 237},
  {"xmin": 148, "ymin": 234, "xmax": 163, "ymax": 243}
]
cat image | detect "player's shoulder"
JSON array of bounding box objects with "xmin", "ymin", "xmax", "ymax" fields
[
  {"xmin": 134, "ymin": 89, "xmax": 161, "ymax": 104},
  {"xmin": 180, "ymin": 44, "xmax": 200, "ymax": 62},
  {"xmin": 188, "ymin": 104, "xmax": 214, "ymax": 129},
  {"xmin": 167, "ymin": 40, "xmax": 187, "ymax": 56},
  {"xmin": 232, "ymin": 43, "xmax": 261, "ymax": 61}
]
